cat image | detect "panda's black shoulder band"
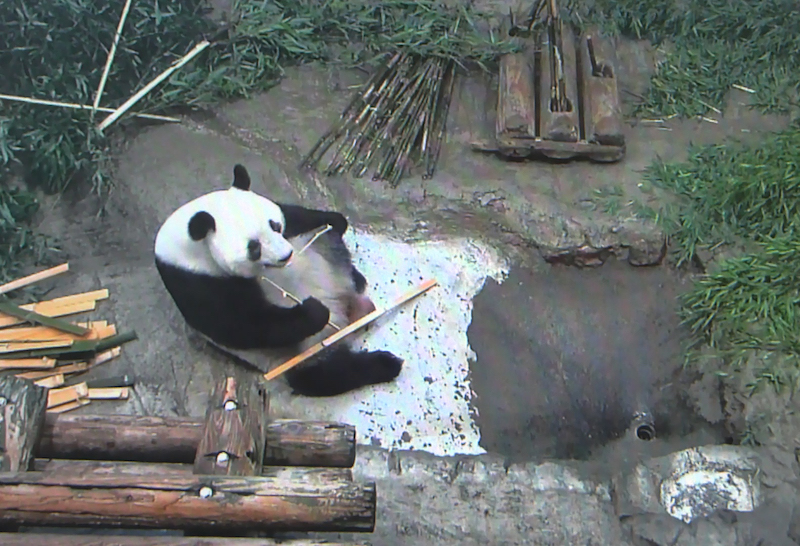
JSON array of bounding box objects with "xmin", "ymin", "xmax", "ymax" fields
[{"xmin": 277, "ymin": 203, "xmax": 349, "ymax": 238}]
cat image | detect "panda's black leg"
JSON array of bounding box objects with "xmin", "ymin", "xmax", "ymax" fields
[
  {"xmin": 277, "ymin": 203, "xmax": 349, "ymax": 238},
  {"xmin": 351, "ymin": 266, "xmax": 367, "ymax": 294},
  {"xmin": 285, "ymin": 345, "xmax": 403, "ymax": 397}
]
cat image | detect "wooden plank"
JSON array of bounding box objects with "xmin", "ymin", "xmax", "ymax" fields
[
  {"xmin": 34, "ymin": 374, "xmax": 65, "ymax": 389},
  {"xmin": 17, "ymin": 361, "xmax": 89, "ymax": 380},
  {"xmin": 46, "ymin": 382, "xmax": 88, "ymax": 409},
  {"xmin": 0, "ymin": 300, "xmax": 90, "ymax": 336},
  {"xmin": 0, "ymin": 357, "xmax": 56, "ymax": 371},
  {"xmin": 0, "ymin": 300, "xmax": 100, "ymax": 329},
  {"xmin": 193, "ymin": 376, "xmax": 270, "ymax": 476},
  {"xmin": 32, "ymin": 459, "xmax": 353, "ymax": 481},
  {"xmin": 0, "ymin": 263, "xmax": 69, "ymax": 295},
  {"xmin": 0, "ymin": 534, "xmax": 365, "ymax": 546},
  {"xmin": 0, "ymin": 376, "xmax": 48, "ymax": 471},
  {"xmin": 496, "ymin": 47, "xmax": 536, "ymax": 141},
  {"xmin": 579, "ymin": 29, "xmax": 625, "ymax": 161},
  {"xmin": 0, "ymin": 321, "xmax": 107, "ymax": 342},
  {"xmin": 37, "ymin": 414, "xmax": 357, "ymax": 468},
  {"xmin": 46, "ymin": 397, "xmax": 90, "ymax": 414},
  {"xmin": 0, "ymin": 470, "xmax": 376, "ymax": 532},
  {"xmin": 537, "ymin": 26, "xmax": 580, "ymax": 157},
  {"xmin": 0, "ymin": 339, "xmax": 73, "ymax": 355},
  {"xmin": 87, "ymin": 387, "xmax": 129, "ymax": 400}
]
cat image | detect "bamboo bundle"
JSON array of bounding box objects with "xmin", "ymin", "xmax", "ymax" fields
[
  {"xmin": 0, "ymin": 264, "xmax": 137, "ymax": 414},
  {"xmin": 302, "ymin": 51, "xmax": 457, "ymax": 187}
]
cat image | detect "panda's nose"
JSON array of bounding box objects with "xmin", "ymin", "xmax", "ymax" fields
[{"xmin": 279, "ymin": 250, "xmax": 293, "ymax": 264}]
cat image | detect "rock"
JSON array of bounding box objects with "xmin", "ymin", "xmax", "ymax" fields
[{"xmin": 627, "ymin": 237, "xmax": 667, "ymax": 266}]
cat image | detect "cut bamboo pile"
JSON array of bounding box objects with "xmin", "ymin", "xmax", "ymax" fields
[
  {"xmin": 302, "ymin": 51, "xmax": 457, "ymax": 187},
  {"xmin": 0, "ymin": 264, "xmax": 137, "ymax": 414}
]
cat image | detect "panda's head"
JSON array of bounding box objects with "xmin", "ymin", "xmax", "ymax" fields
[{"xmin": 161, "ymin": 164, "xmax": 296, "ymax": 278}]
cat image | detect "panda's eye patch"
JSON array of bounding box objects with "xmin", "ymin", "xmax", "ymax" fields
[
  {"xmin": 269, "ymin": 220, "xmax": 282, "ymax": 233},
  {"xmin": 247, "ymin": 239, "xmax": 262, "ymax": 261}
]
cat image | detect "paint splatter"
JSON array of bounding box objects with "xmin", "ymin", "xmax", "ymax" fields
[{"xmin": 327, "ymin": 229, "xmax": 509, "ymax": 456}]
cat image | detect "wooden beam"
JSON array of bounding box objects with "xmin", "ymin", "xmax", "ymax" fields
[
  {"xmin": 193, "ymin": 376, "xmax": 270, "ymax": 476},
  {"xmin": 0, "ymin": 534, "xmax": 367, "ymax": 546},
  {"xmin": 37, "ymin": 414, "xmax": 357, "ymax": 467},
  {"xmin": 31, "ymin": 459, "xmax": 353, "ymax": 482},
  {"xmin": 0, "ymin": 469, "xmax": 376, "ymax": 532},
  {"xmin": 0, "ymin": 375, "xmax": 48, "ymax": 471}
]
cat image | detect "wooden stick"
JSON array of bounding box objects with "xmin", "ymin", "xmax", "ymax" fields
[
  {"xmin": 264, "ymin": 278, "xmax": 438, "ymax": 381},
  {"xmin": 0, "ymin": 94, "xmax": 179, "ymax": 122},
  {"xmin": 0, "ymin": 323, "xmax": 116, "ymax": 343},
  {"xmin": 0, "ymin": 321, "xmax": 108, "ymax": 342},
  {"xmin": 46, "ymin": 398, "xmax": 90, "ymax": 414},
  {"xmin": 87, "ymin": 387, "xmax": 129, "ymax": 400},
  {"xmin": 0, "ymin": 340, "xmax": 73, "ymax": 355},
  {"xmin": 92, "ymin": 0, "xmax": 134, "ymax": 115},
  {"xmin": 0, "ymin": 264, "xmax": 69, "ymax": 295},
  {"xmin": 0, "ymin": 533, "xmax": 367, "ymax": 546},
  {"xmin": 47, "ymin": 382, "xmax": 89, "ymax": 409},
  {"xmin": 97, "ymin": 40, "xmax": 211, "ymax": 131},
  {"xmin": 35, "ymin": 374, "xmax": 65, "ymax": 389},
  {"xmin": 0, "ymin": 300, "xmax": 89, "ymax": 335},
  {"xmin": 0, "ymin": 289, "xmax": 109, "ymax": 329},
  {"xmin": 89, "ymin": 347, "xmax": 122, "ymax": 367},
  {"xmin": 0, "ymin": 357, "xmax": 56, "ymax": 371},
  {"xmin": 23, "ymin": 289, "xmax": 110, "ymax": 310},
  {"xmin": 19, "ymin": 362, "xmax": 87, "ymax": 380}
]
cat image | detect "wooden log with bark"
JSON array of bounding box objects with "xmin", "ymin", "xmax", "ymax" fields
[
  {"xmin": 31, "ymin": 458, "xmax": 353, "ymax": 482},
  {"xmin": 0, "ymin": 375, "xmax": 48, "ymax": 471},
  {"xmin": 36, "ymin": 414, "xmax": 357, "ymax": 467},
  {"xmin": 0, "ymin": 468, "xmax": 376, "ymax": 532},
  {"xmin": 0, "ymin": 535, "xmax": 369, "ymax": 546},
  {"xmin": 193, "ymin": 376, "xmax": 270, "ymax": 476}
]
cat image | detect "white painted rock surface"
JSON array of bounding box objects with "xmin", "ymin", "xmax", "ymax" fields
[{"xmin": 278, "ymin": 229, "xmax": 509, "ymax": 457}]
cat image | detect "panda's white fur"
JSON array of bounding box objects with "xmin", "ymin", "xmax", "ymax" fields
[
  {"xmin": 153, "ymin": 164, "xmax": 403, "ymax": 397},
  {"xmin": 155, "ymin": 187, "xmax": 294, "ymax": 278}
]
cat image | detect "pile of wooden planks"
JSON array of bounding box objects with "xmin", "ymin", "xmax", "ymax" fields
[{"xmin": 0, "ymin": 264, "xmax": 137, "ymax": 414}]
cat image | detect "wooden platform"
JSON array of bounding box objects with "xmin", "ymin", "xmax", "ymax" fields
[
  {"xmin": 0, "ymin": 374, "xmax": 376, "ymax": 545},
  {"xmin": 473, "ymin": 24, "xmax": 626, "ymax": 163}
]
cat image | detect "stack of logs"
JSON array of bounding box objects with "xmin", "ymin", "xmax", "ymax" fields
[{"xmin": 0, "ymin": 374, "xmax": 376, "ymax": 546}]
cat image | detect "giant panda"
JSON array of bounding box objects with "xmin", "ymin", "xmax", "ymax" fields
[{"xmin": 153, "ymin": 163, "xmax": 404, "ymax": 397}]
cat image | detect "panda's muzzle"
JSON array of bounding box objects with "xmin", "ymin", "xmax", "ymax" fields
[{"xmin": 278, "ymin": 250, "xmax": 293, "ymax": 264}]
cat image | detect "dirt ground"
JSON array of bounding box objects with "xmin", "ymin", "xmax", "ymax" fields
[{"xmin": 19, "ymin": 31, "xmax": 800, "ymax": 545}]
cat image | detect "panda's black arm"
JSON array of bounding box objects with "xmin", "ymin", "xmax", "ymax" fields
[
  {"xmin": 277, "ymin": 203, "xmax": 349, "ymax": 238},
  {"xmin": 156, "ymin": 263, "xmax": 329, "ymax": 350}
]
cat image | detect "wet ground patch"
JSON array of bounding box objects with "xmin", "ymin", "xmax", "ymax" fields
[{"xmin": 467, "ymin": 258, "xmax": 729, "ymax": 463}]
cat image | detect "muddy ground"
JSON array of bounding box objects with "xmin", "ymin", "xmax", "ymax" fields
[{"xmin": 17, "ymin": 32, "xmax": 800, "ymax": 545}]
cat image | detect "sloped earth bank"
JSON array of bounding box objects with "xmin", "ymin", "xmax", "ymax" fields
[{"xmin": 26, "ymin": 38, "xmax": 800, "ymax": 545}]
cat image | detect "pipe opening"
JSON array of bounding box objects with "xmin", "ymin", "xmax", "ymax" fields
[{"xmin": 636, "ymin": 423, "xmax": 656, "ymax": 441}]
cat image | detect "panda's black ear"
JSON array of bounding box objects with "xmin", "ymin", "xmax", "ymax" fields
[
  {"xmin": 188, "ymin": 211, "xmax": 216, "ymax": 241},
  {"xmin": 232, "ymin": 164, "xmax": 251, "ymax": 191}
]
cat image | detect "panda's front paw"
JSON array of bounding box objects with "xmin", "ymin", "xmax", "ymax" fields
[{"xmin": 300, "ymin": 297, "xmax": 330, "ymax": 332}]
